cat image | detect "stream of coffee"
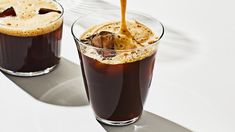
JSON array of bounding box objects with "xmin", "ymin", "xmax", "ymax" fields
[{"xmin": 120, "ymin": 0, "xmax": 132, "ymax": 37}]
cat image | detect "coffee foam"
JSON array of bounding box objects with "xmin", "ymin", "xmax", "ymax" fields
[
  {"xmin": 81, "ymin": 21, "xmax": 158, "ymax": 47},
  {"xmin": 80, "ymin": 21, "xmax": 158, "ymax": 64},
  {"xmin": 80, "ymin": 44, "xmax": 157, "ymax": 64},
  {"xmin": 0, "ymin": 0, "xmax": 63, "ymax": 37}
]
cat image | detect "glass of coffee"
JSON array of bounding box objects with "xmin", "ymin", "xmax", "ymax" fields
[
  {"xmin": 72, "ymin": 11, "xmax": 164, "ymax": 126},
  {"xmin": 0, "ymin": 0, "xmax": 63, "ymax": 76}
]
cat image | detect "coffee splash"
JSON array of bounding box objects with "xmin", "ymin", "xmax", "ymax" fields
[
  {"xmin": 119, "ymin": 0, "xmax": 131, "ymax": 37},
  {"xmin": 39, "ymin": 8, "xmax": 62, "ymax": 15},
  {"xmin": 79, "ymin": 0, "xmax": 158, "ymax": 64},
  {"xmin": 0, "ymin": 7, "xmax": 16, "ymax": 17}
]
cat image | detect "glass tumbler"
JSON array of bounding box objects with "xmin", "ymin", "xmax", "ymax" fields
[
  {"xmin": 0, "ymin": 1, "xmax": 64, "ymax": 76},
  {"xmin": 72, "ymin": 11, "xmax": 164, "ymax": 126}
]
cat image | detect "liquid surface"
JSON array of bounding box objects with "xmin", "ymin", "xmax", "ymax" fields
[
  {"xmin": 0, "ymin": 0, "xmax": 63, "ymax": 36},
  {"xmin": 80, "ymin": 20, "xmax": 158, "ymax": 64}
]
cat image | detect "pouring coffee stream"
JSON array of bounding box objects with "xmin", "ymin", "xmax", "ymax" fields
[
  {"xmin": 114, "ymin": 0, "xmax": 136, "ymax": 49},
  {"xmin": 120, "ymin": 0, "xmax": 131, "ymax": 37}
]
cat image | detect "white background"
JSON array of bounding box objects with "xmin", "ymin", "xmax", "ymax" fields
[{"xmin": 1, "ymin": 0, "xmax": 235, "ymax": 131}]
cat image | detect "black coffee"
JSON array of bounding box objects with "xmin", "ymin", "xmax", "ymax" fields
[
  {"xmin": 79, "ymin": 51, "xmax": 156, "ymax": 121},
  {"xmin": 0, "ymin": 25, "xmax": 62, "ymax": 72},
  {"xmin": 0, "ymin": 0, "xmax": 63, "ymax": 74}
]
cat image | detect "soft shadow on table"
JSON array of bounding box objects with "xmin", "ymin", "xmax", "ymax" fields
[
  {"xmin": 102, "ymin": 111, "xmax": 191, "ymax": 132},
  {"xmin": 158, "ymin": 27, "xmax": 200, "ymax": 63},
  {"xmin": 3, "ymin": 58, "xmax": 192, "ymax": 132},
  {"xmin": 4, "ymin": 58, "xmax": 89, "ymax": 106}
]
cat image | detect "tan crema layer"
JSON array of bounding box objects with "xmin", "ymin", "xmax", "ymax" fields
[
  {"xmin": 80, "ymin": 21, "xmax": 159, "ymax": 64},
  {"xmin": 0, "ymin": 0, "xmax": 63, "ymax": 37}
]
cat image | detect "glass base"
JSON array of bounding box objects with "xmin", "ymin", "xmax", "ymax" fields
[
  {"xmin": 96, "ymin": 116, "xmax": 140, "ymax": 126},
  {"xmin": 0, "ymin": 65, "xmax": 57, "ymax": 77}
]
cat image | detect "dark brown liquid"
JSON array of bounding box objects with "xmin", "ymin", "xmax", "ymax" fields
[
  {"xmin": 0, "ymin": 25, "xmax": 63, "ymax": 72},
  {"xmin": 79, "ymin": 52, "xmax": 156, "ymax": 121},
  {"xmin": 77, "ymin": 49, "xmax": 89, "ymax": 100}
]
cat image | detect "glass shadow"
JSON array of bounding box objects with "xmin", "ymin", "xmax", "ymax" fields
[
  {"xmin": 3, "ymin": 57, "xmax": 192, "ymax": 131},
  {"xmin": 102, "ymin": 111, "xmax": 192, "ymax": 132},
  {"xmin": 4, "ymin": 58, "xmax": 89, "ymax": 106}
]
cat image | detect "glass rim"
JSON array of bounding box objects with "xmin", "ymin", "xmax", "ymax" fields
[
  {"xmin": 71, "ymin": 10, "xmax": 164, "ymax": 52},
  {"xmin": 0, "ymin": 0, "xmax": 64, "ymax": 27}
]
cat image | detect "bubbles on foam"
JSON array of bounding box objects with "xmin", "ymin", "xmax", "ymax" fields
[
  {"xmin": 80, "ymin": 20, "xmax": 158, "ymax": 64},
  {"xmin": 81, "ymin": 20, "xmax": 157, "ymax": 47},
  {"xmin": 0, "ymin": 0, "xmax": 63, "ymax": 37},
  {"xmin": 80, "ymin": 44, "xmax": 157, "ymax": 64}
]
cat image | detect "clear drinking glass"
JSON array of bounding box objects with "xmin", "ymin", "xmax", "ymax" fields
[
  {"xmin": 72, "ymin": 11, "xmax": 164, "ymax": 126},
  {"xmin": 0, "ymin": 1, "xmax": 64, "ymax": 76}
]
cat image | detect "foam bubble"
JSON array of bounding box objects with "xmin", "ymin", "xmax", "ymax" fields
[
  {"xmin": 0, "ymin": 0, "xmax": 63, "ymax": 37},
  {"xmin": 80, "ymin": 21, "xmax": 158, "ymax": 64},
  {"xmin": 80, "ymin": 44, "xmax": 157, "ymax": 64}
]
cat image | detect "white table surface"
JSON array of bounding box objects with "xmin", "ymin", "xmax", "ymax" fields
[
  {"xmin": 0, "ymin": 67, "xmax": 105, "ymax": 132},
  {"xmin": 1, "ymin": 0, "xmax": 235, "ymax": 131}
]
